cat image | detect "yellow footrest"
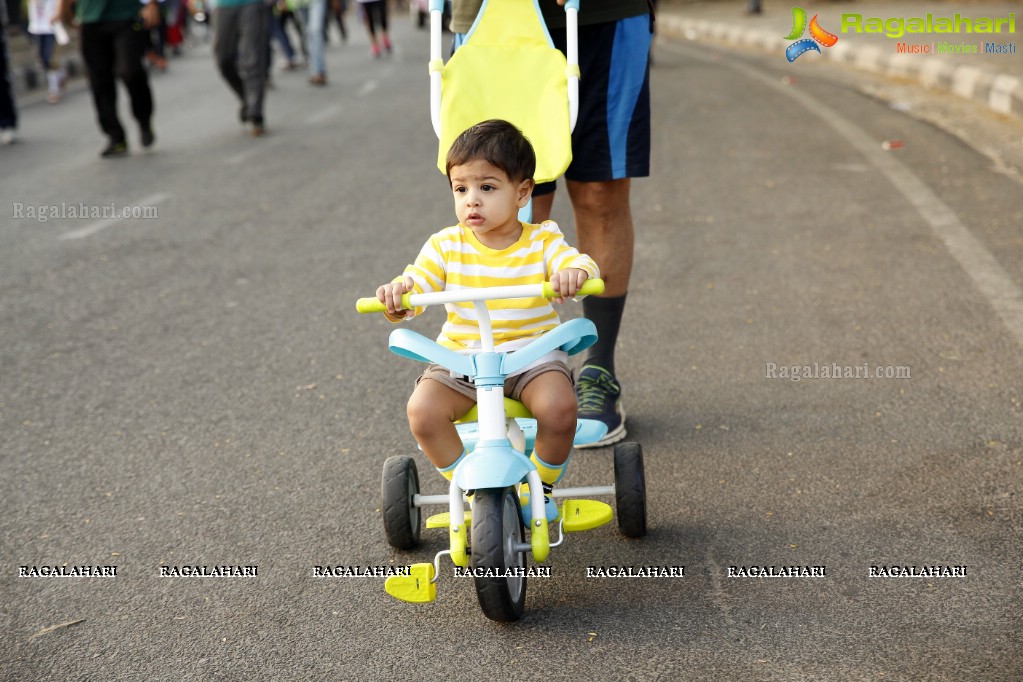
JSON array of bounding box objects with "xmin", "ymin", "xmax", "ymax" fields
[
  {"xmin": 384, "ymin": 563, "xmax": 436, "ymax": 604},
  {"xmin": 426, "ymin": 511, "xmax": 472, "ymax": 529},
  {"xmin": 561, "ymin": 499, "xmax": 613, "ymax": 532}
]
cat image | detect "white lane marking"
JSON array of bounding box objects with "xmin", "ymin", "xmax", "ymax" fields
[
  {"xmin": 667, "ymin": 43, "xmax": 1023, "ymax": 347},
  {"xmin": 225, "ymin": 133, "xmax": 286, "ymax": 165},
  {"xmin": 226, "ymin": 144, "xmax": 265, "ymax": 166},
  {"xmin": 59, "ymin": 192, "xmax": 172, "ymax": 241},
  {"xmin": 357, "ymin": 80, "xmax": 378, "ymax": 97},
  {"xmin": 306, "ymin": 103, "xmax": 343, "ymax": 125}
]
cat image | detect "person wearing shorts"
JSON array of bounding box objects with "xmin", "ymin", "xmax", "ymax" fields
[
  {"xmin": 451, "ymin": 0, "xmax": 652, "ymax": 448},
  {"xmin": 374, "ymin": 120, "xmax": 599, "ymax": 521}
]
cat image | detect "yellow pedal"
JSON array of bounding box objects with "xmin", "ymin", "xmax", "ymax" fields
[
  {"xmin": 425, "ymin": 511, "xmax": 472, "ymax": 529},
  {"xmin": 531, "ymin": 517, "xmax": 550, "ymax": 563},
  {"xmin": 562, "ymin": 500, "xmax": 614, "ymax": 532},
  {"xmin": 450, "ymin": 523, "xmax": 468, "ymax": 567},
  {"xmin": 384, "ymin": 563, "xmax": 436, "ymax": 604}
]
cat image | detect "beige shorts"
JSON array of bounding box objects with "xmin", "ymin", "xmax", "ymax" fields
[{"xmin": 415, "ymin": 360, "xmax": 574, "ymax": 402}]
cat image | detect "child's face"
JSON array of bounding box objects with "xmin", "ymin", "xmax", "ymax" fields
[{"xmin": 449, "ymin": 160, "xmax": 533, "ymax": 248}]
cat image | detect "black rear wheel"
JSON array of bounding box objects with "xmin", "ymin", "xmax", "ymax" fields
[
  {"xmin": 470, "ymin": 487, "xmax": 527, "ymax": 622},
  {"xmin": 614, "ymin": 442, "xmax": 647, "ymax": 538},
  {"xmin": 381, "ymin": 456, "xmax": 421, "ymax": 550}
]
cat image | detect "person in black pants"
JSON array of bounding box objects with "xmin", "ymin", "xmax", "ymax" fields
[
  {"xmin": 0, "ymin": 0, "xmax": 19, "ymax": 143},
  {"xmin": 55, "ymin": 0, "xmax": 159, "ymax": 157},
  {"xmin": 212, "ymin": 0, "xmax": 269, "ymax": 136}
]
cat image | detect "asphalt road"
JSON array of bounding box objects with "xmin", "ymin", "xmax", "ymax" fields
[{"xmin": 2, "ymin": 15, "xmax": 1023, "ymax": 680}]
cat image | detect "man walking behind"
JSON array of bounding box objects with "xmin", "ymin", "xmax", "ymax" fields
[
  {"xmin": 55, "ymin": 0, "xmax": 159, "ymax": 157},
  {"xmin": 213, "ymin": 0, "xmax": 270, "ymax": 136}
]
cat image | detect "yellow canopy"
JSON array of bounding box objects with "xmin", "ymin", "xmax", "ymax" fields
[{"xmin": 437, "ymin": 0, "xmax": 572, "ymax": 183}]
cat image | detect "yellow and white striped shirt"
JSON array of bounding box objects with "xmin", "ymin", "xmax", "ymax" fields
[{"xmin": 400, "ymin": 220, "xmax": 599, "ymax": 351}]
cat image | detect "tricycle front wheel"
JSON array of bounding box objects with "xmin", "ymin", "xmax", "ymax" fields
[
  {"xmin": 471, "ymin": 487, "xmax": 527, "ymax": 622},
  {"xmin": 381, "ymin": 456, "xmax": 421, "ymax": 550}
]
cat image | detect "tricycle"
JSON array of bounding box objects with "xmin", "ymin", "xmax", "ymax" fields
[{"xmin": 356, "ymin": 280, "xmax": 646, "ymax": 622}]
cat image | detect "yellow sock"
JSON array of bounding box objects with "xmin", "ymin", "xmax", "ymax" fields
[
  {"xmin": 436, "ymin": 450, "xmax": 466, "ymax": 481},
  {"xmin": 530, "ymin": 452, "xmax": 569, "ymax": 486}
]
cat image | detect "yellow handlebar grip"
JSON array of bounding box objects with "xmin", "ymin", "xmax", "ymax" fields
[
  {"xmin": 355, "ymin": 294, "xmax": 414, "ymax": 314},
  {"xmin": 356, "ymin": 298, "xmax": 385, "ymax": 313},
  {"xmin": 542, "ymin": 278, "xmax": 605, "ymax": 298}
]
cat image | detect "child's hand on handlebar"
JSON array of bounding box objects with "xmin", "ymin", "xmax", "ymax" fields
[
  {"xmin": 550, "ymin": 268, "xmax": 588, "ymax": 304},
  {"xmin": 377, "ymin": 276, "xmax": 415, "ymax": 320}
]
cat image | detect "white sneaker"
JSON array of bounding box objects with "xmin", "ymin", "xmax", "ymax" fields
[
  {"xmin": 1, "ymin": 128, "xmax": 17, "ymax": 145},
  {"xmin": 47, "ymin": 70, "xmax": 62, "ymax": 104}
]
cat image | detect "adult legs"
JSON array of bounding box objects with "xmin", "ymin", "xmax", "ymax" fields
[
  {"xmin": 279, "ymin": 9, "xmax": 307, "ymax": 60},
  {"xmin": 81, "ymin": 22, "xmax": 126, "ymax": 143},
  {"xmin": 37, "ymin": 33, "xmax": 56, "ymax": 71},
  {"xmin": 305, "ymin": 0, "xmax": 326, "ymax": 79},
  {"xmin": 213, "ymin": 6, "xmax": 245, "ymax": 103},
  {"xmin": 0, "ymin": 26, "xmax": 16, "ymax": 135},
  {"xmin": 271, "ymin": 10, "xmax": 297, "ymax": 64},
  {"xmin": 532, "ymin": 179, "xmax": 633, "ymax": 374},
  {"xmin": 236, "ymin": 2, "xmax": 269, "ymax": 123},
  {"xmin": 35, "ymin": 33, "xmax": 62, "ymax": 102},
  {"xmin": 361, "ymin": 1, "xmax": 378, "ymax": 53},
  {"xmin": 215, "ymin": 3, "xmax": 267, "ymax": 125},
  {"xmin": 539, "ymin": 16, "xmax": 649, "ymax": 448},
  {"xmin": 149, "ymin": 6, "xmax": 168, "ymax": 64},
  {"xmin": 372, "ymin": 0, "xmax": 390, "ymax": 50},
  {"xmin": 566, "ymin": 178, "xmax": 634, "ymax": 298},
  {"xmin": 112, "ymin": 20, "xmax": 154, "ymax": 134},
  {"xmin": 362, "ymin": 0, "xmax": 389, "ymax": 54},
  {"xmin": 332, "ymin": 0, "xmax": 347, "ymax": 41}
]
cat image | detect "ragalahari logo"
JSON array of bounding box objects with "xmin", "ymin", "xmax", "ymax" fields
[{"xmin": 785, "ymin": 7, "xmax": 839, "ymax": 62}]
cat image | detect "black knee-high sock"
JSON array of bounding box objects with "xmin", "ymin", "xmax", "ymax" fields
[{"xmin": 581, "ymin": 294, "xmax": 626, "ymax": 375}]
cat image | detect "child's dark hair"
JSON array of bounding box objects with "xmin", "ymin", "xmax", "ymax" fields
[{"xmin": 445, "ymin": 119, "xmax": 536, "ymax": 183}]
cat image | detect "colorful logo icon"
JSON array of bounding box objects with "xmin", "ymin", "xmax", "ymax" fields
[{"xmin": 784, "ymin": 7, "xmax": 838, "ymax": 62}]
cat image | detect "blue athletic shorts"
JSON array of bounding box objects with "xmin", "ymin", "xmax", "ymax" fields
[{"xmin": 535, "ymin": 13, "xmax": 652, "ymax": 194}]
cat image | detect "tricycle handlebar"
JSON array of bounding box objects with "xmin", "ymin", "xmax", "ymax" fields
[{"xmin": 356, "ymin": 279, "xmax": 605, "ymax": 314}]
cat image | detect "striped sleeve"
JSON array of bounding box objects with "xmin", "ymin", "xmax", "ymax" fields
[{"xmin": 540, "ymin": 221, "xmax": 600, "ymax": 280}]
